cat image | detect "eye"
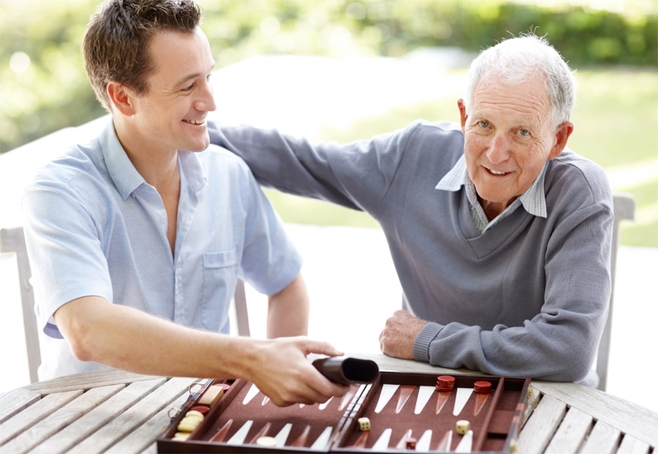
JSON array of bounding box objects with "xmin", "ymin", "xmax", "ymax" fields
[
  {"xmin": 477, "ymin": 120, "xmax": 490, "ymax": 128},
  {"xmin": 181, "ymin": 83, "xmax": 195, "ymax": 92},
  {"xmin": 518, "ymin": 129, "xmax": 530, "ymax": 137}
]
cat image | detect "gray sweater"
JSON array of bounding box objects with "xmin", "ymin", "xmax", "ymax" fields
[{"xmin": 209, "ymin": 120, "xmax": 613, "ymax": 382}]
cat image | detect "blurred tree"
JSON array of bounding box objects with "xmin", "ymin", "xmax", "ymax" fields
[{"xmin": 1, "ymin": 0, "xmax": 656, "ymax": 154}]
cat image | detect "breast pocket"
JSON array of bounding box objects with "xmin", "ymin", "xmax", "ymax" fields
[{"xmin": 201, "ymin": 249, "xmax": 239, "ymax": 331}]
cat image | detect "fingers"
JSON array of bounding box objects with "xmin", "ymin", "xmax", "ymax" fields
[
  {"xmin": 300, "ymin": 338, "xmax": 344, "ymax": 357},
  {"xmin": 252, "ymin": 337, "xmax": 350, "ymax": 407}
]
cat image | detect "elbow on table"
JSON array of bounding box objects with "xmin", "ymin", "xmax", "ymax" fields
[
  {"xmin": 539, "ymin": 351, "xmax": 595, "ymax": 383},
  {"xmin": 55, "ymin": 299, "xmax": 104, "ymax": 363},
  {"xmin": 64, "ymin": 324, "xmax": 99, "ymax": 363}
]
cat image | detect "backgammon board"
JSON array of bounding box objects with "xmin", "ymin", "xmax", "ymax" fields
[{"xmin": 157, "ymin": 369, "xmax": 530, "ymax": 453}]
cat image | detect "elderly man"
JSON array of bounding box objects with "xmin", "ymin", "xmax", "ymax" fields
[
  {"xmin": 209, "ymin": 34, "xmax": 613, "ymax": 385},
  {"xmin": 22, "ymin": 0, "xmax": 348, "ymax": 406}
]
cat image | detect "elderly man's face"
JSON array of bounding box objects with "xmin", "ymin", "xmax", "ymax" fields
[{"xmin": 459, "ymin": 73, "xmax": 573, "ymax": 219}]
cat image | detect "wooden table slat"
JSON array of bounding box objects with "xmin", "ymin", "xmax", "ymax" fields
[
  {"xmin": 522, "ymin": 386, "xmax": 542, "ymax": 427},
  {"xmin": 0, "ymin": 390, "xmax": 82, "ymax": 448},
  {"xmin": 25, "ymin": 369, "xmax": 160, "ymax": 395},
  {"xmin": 579, "ymin": 420, "xmax": 621, "ymax": 454},
  {"xmin": 531, "ymin": 381, "xmax": 658, "ymax": 447},
  {"xmin": 617, "ymin": 434, "xmax": 652, "ymax": 454},
  {"xmin": 0, "ymin": 387, "xmax": 40, "ymax": 425},
  {"xmin": 67, "ymin": 377, "xmax": 195, "ymax": 454},
  {"xmin": 105, "ymin": 389, "xmax": 190, "ymax": 454},
  {"xmin": 544, "ymin": 406, "xmax": 593, "ymax": 454},
  {"xmin": 516, "ymin": 394, "xmax": 568, "ymax": 454},
  {"xmin": 0, "ymin": 384, "xmax": 123, "ymax": 454},
  {"xmin": 31, "ymin": 379, "xmax": 165, "ymax": 454}
]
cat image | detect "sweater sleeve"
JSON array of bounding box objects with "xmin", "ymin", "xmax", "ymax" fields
[
  {"xmin": 415, "ymin": 168, "xmax": 614, "ymax": 383},
  {"xmin": 207, "ymin": 121, "xmax": 420, "ymax": 216}
]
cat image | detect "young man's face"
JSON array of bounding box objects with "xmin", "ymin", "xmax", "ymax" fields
[
  {"xmin": 123, "ymin": 27, "xmax": 216, "ymax": 156},
  {"xmin": 460, "ymin": 73, "xmax": 572, "ymax": 218}
]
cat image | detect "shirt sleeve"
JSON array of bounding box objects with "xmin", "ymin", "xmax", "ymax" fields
[
  {"xmin": 22, "ymin": 175, "xmax": 114, "ymax": 339},
  {"xmin": 235, "ymin": 160, "xmax": 303, "ymax": 296}
]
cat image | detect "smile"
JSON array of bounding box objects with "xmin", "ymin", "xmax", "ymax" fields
[
  {"xmin": 487, "ymin": 168, "xmax": 509, "ymax": 176},
  {"xmin": 183, "ymin": 119, "xmax": 205, "ymax": 125}
]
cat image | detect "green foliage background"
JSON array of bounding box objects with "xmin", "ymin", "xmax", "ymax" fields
[
  {"xmin": 1, "ymin": 0, "xmax": 656, "ymax": 247},
  {"xmin": 1, "ymin": 0, "xmax": 656, "ymax": 154}
]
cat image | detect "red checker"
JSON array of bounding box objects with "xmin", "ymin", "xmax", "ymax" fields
[{"xmin": 474, "ymin": 380, "xmax": 492, "ymax": 394}]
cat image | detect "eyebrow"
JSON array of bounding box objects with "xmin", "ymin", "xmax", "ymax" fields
[{"xmin": 174, "ymin": 64, "xmax": 215, "ymax": 87}]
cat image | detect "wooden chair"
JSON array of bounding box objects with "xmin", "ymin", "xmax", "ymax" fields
[
  {"xmin": 596, "ymin": 192, "xmax": 635, "ymax": 391},
  {"xmin": 0, "ymin": 226, "xmax": 250, "ymax": 383}
]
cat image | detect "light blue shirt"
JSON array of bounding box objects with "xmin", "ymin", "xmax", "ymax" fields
[
  {"xmin": 435, "ymin": 155, "xmax": 548, "ymax": 232},
  {"xmin": 23, "ymin": 119, "xmax": 302, "ymax": 379}
]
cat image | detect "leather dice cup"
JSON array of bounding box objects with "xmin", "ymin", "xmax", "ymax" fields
[{"xmin": 312, "ymin": 357, "xmax": 379, "ymax": 385}]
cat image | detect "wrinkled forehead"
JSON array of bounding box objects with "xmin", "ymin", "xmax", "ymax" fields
[{"xmin": 470, "ymin": 73, "xmax": 553, "ymax": 125}]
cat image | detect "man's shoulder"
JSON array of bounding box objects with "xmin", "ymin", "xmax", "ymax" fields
[
  {"xmin": 397, "ymin": 120, "xmax": 463, "ymax": 140},
  {"xmin": 547, "ymin": 149, "xmax": 612, "ymax": 210},
  {"xmin": 30, "ymin": 136, "xmax": 105, "ymax": 189}
]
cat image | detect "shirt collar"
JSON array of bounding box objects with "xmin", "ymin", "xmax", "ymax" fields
[
  {"xmin": 101, "ymin": 121, "xmax": 207, "ymax": 200},
  {"xmin": 101, "ymin": 121, "xmax": 145, "ymax": 200},
  {"xmin": 435, "ymin": 155, "xmax": 549, "ymax": 218}
]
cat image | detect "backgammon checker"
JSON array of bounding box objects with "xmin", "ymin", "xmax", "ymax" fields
[{"xmin": 157, "ymin": 358, "xmax": 530, "ymax": 453}]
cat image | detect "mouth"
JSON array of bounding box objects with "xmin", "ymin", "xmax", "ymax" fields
[
  {"xmin": 486, "ymin": 167, "xmax": 510, "ymax": 176},
  {"xmin": 183, "ymin": 119, "xmax": 206, "ymax": 126}
]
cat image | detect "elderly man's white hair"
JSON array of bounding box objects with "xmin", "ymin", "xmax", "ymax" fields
[{"xmin": 463, "ymin": 33, "xmax": 576, "ymax": 129}]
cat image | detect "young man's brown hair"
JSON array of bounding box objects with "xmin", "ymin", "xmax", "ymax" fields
[{"xmin": 83, "ymin": 0, "xmax": 202, "ymax": 111}]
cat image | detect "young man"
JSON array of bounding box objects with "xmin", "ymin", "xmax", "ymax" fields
[
  {"xmin": 22, "ymin": 0, "xmax": 347, "ymax": 406},
  {"xmin": 209, "ymin": 34, "xmax": 614, "ymax": 386}
]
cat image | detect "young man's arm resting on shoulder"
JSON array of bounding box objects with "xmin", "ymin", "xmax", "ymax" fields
[{"xmin": 54, "ymin": 295, "xmax": 347, "ymax": 406}]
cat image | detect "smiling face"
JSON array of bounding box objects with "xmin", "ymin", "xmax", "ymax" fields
[
  {"xmin": 113, "ymin": 27, "xmax": 216, "ymax": 158},
  {"xmin": 460, "ymin": 73, "xmax": 573, "ymax": 219}
]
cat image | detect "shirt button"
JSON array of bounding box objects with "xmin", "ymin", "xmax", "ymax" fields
[{"xmin": 160, "ymin": 216, "xmax": 165, "ymax": 223}]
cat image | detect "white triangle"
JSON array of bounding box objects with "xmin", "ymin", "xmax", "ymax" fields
[
  {"xmin": 310, "ymin": 426, "xmax": 333, "ymax": 449},
  {"xmin": 372, "ymin": 428, "xmax": 392, "ymax": 450},
  {"xmin": 453, "ymin": 388, "xmax": 473, "ymax": 416},
  {"xmin": 243, "ymin": 383, "xmax": 260, "ymax": 405},
  {"xmin": 226, "ymin": 420, "xmax": 253, "ymax": 445},
  {"xmin": 414, "ymin": 386, "xmax": 435, "ymax": 414},
  {"xmin": 274, "ymin": 423, "xmax": 292, "ymax": 447},
  {"xmin": 416, "ymin": 429, "xmax": 433, "ymax": 451},
  {"xmin": 455, "ymin": 430, "xmax": 473, "ymax": 452},
  {"xmin": 375, "ymin": 384, "xmax": 400, "ymax": 413},
  {"xmin": 319, "ymin": 396, "xmax": 333, "ymax": 410}
]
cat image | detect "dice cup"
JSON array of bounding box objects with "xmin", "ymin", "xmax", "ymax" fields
[{"xmin": 312, "ymin": 357, "xmax": 379, "ymax": 385}]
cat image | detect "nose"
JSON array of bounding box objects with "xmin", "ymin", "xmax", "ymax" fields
[
  {"xmin": 194, "ymin": 78, "xmax": 216, "ymax": 113},
  {"xmin": 486, "ymin": 133, "xmax": 510, "ymax": 164}
]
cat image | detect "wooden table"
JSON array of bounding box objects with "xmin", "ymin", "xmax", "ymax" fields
[{"xmin": 1, "ymin": 353, "xmax": 656, "ymax": 454}]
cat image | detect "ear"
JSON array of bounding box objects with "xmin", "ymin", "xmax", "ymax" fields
[
  {"xmin": 106, "ymin": 82, "xmax": 136, "ymax": 117},
  {"xmin": 458, "ymin": 99, "xmax": 468, "ymax": 132},
  {"xmin": 548, "ymin": 121, "xmax": 574, "ymax": 160}
]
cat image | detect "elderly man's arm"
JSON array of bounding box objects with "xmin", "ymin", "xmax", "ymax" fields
[
  {"xmin": 55, "ymin": 295, "xmax": 347, "ymax": 406},
  {"xmin": 410, "ymin": 202, "xmax": 614, "ymax": 383}
]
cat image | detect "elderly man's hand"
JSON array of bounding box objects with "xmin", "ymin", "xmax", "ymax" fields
[{"xmin": 379, "ymin": 310, "xmax": 429, "ymax": 359}]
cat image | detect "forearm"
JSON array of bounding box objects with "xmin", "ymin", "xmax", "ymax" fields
[
  {"xmin": 267, "ymin": 274, "xmax": 309, "ymax": 338},
  {"xmin": 56, "ymin": 296, "xmax": 261, "ymax": 379}
]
